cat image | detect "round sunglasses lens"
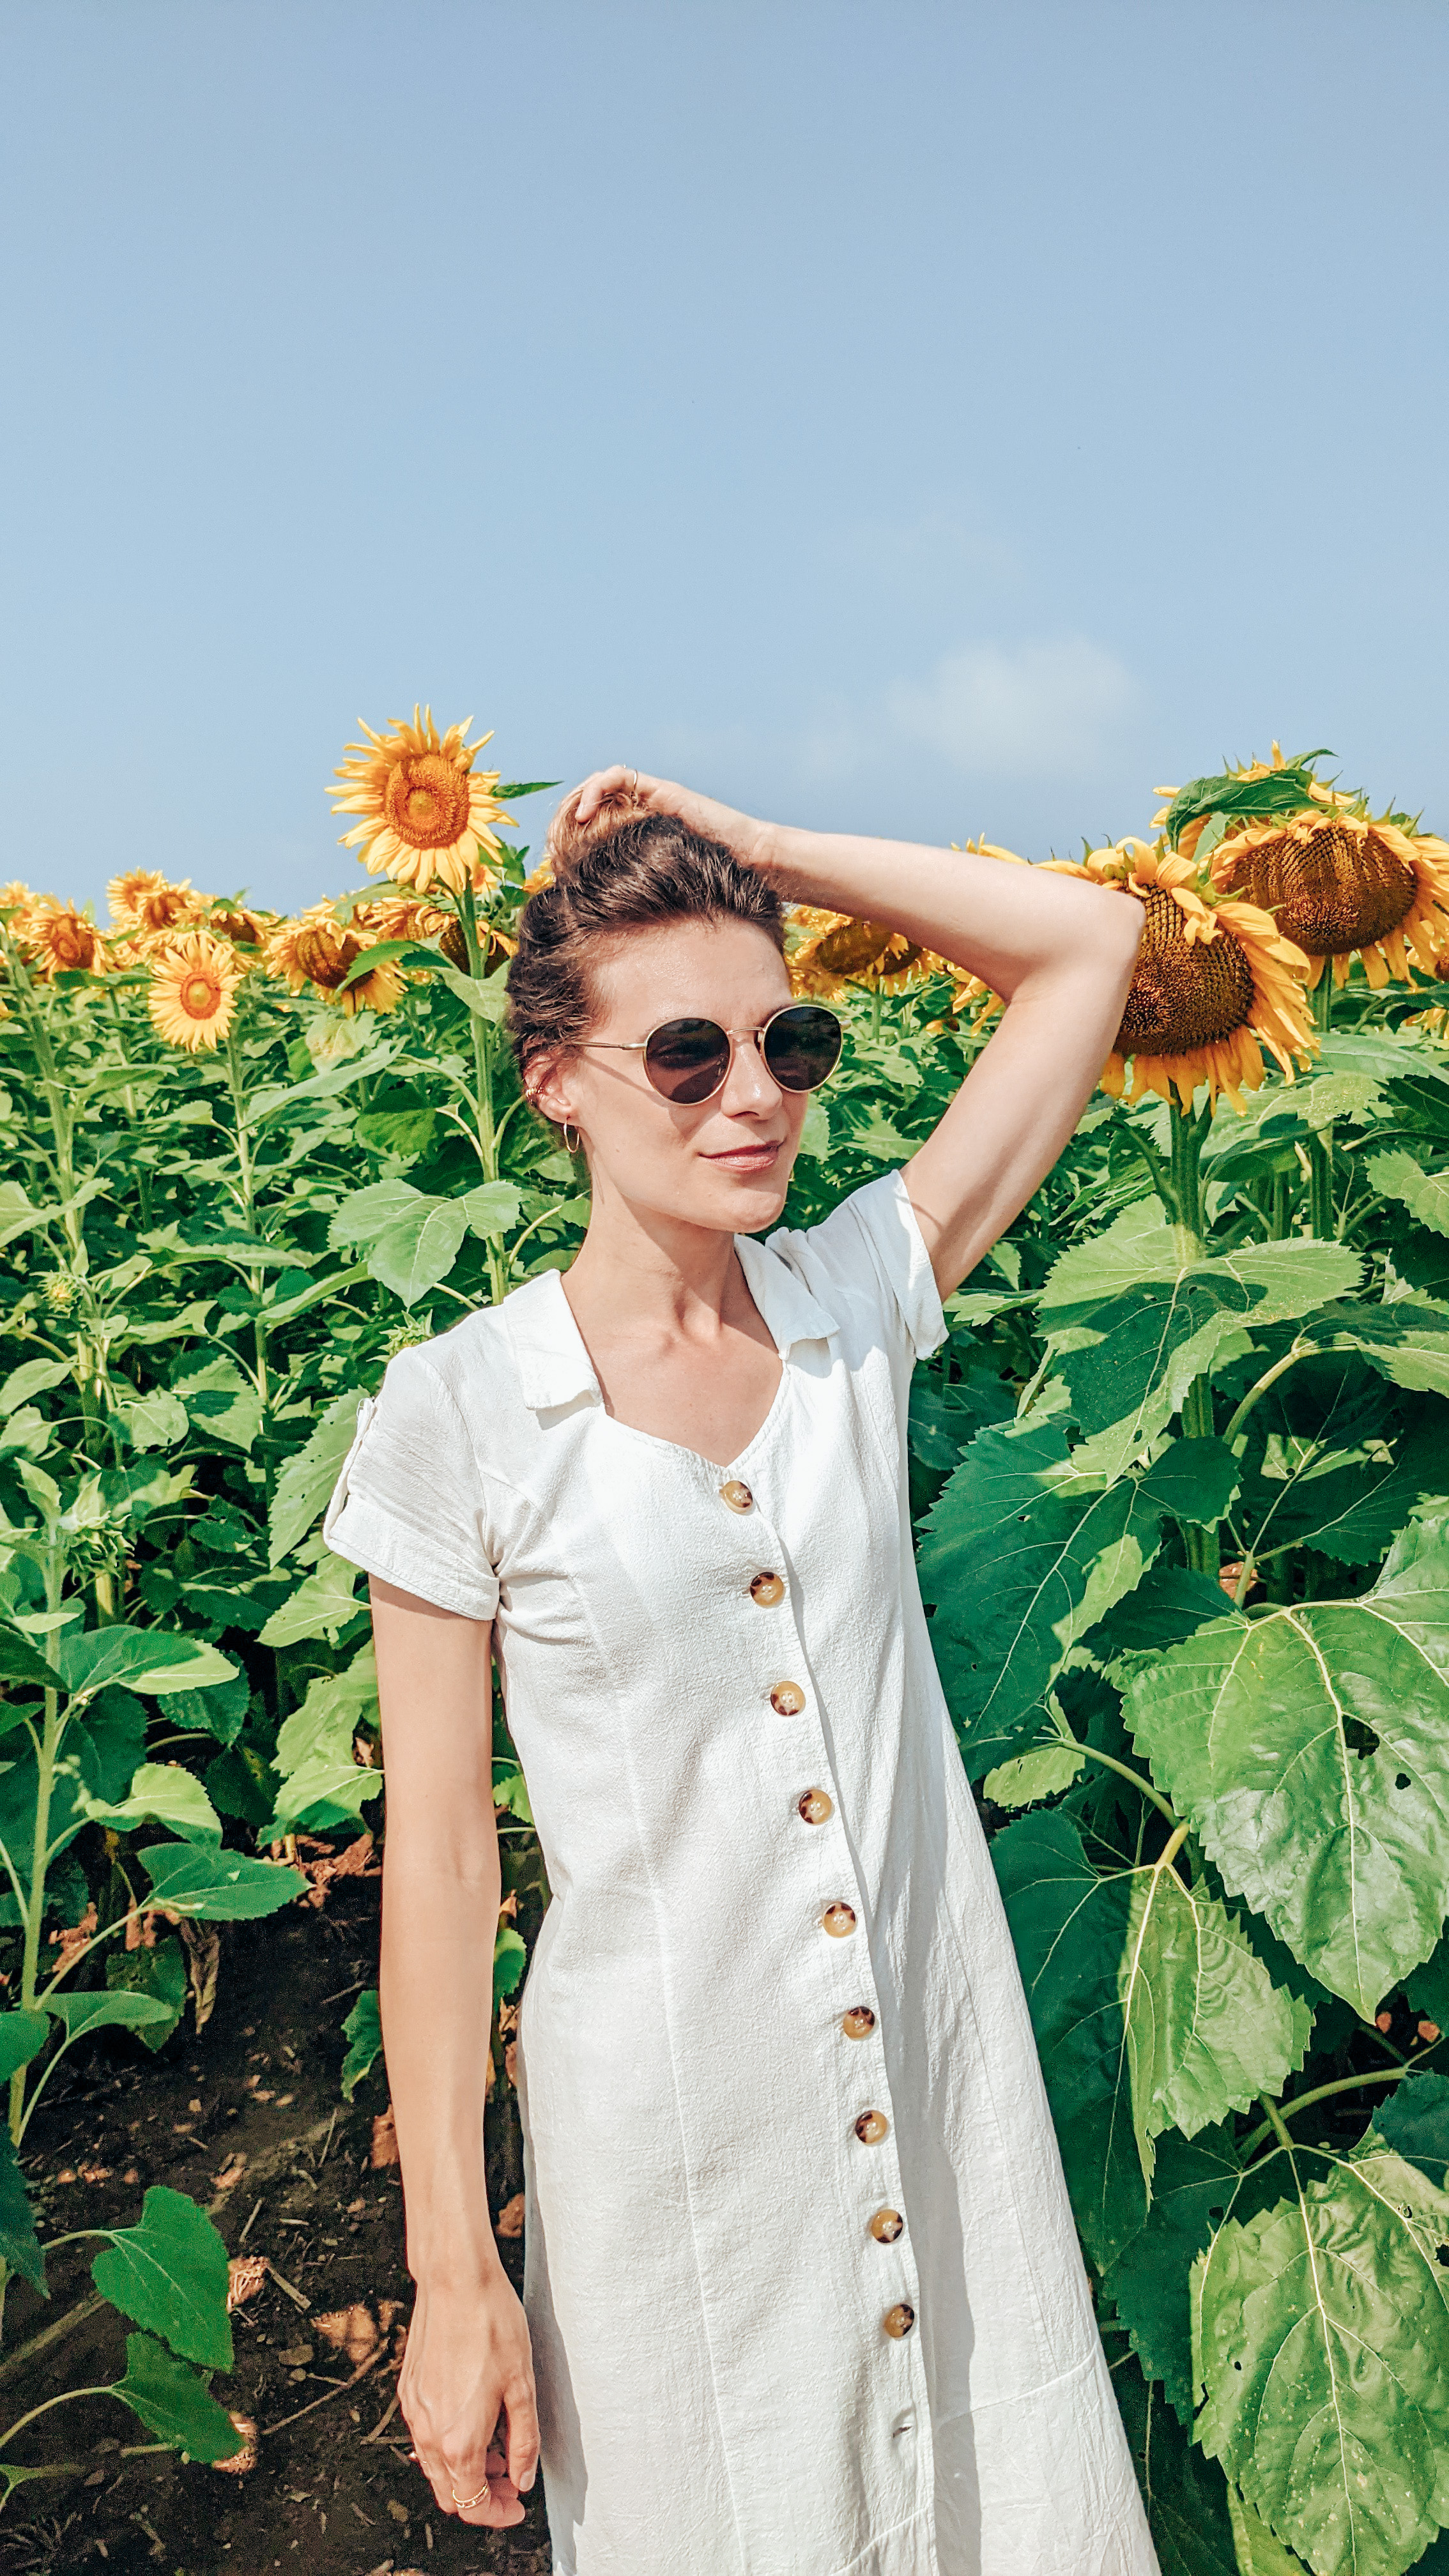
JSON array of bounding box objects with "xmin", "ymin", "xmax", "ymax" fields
[
  {"xmin": 643, "ymin": 1018, "xmax": 732, "ymax": 1104},
  {"xmin": 762, "ymin": 1006, "xmax": 843, "ymax": 1092}
]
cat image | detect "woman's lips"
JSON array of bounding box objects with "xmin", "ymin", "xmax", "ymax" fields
[{"xmin": 703, "ymin": 1140, "xmax": 783, "ymax": 1174}]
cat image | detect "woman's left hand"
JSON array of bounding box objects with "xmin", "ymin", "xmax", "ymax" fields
[{"xmin": 569, "ymin": 766, "xmax": 773, "ymax": 874}]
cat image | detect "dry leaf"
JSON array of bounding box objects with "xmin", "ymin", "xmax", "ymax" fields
[
  {"xmin": 211, "ymin": 2411, "xmax": 257, "ymax": 2475},
  {"xmin": 227, "ymin": 2254, "xmax": 268, "ymax": 2311},
  {"xmin": 213, "ymin": 2152, "xmax": 249, "ymax": 2194},
  {"xmin": 495, "ymin": 2192, "xmax": 525, "ymax": 2240},
  {"xmin": 48, "ymin": 1900, "xmax": 98, "ymax": 1968},
  {"xmin": 370, "ymin": 2106, "xmax": 399, "ymax": 2168},
  {"xmin": 316, "ymin": 2302, "xmax": 381, "ymax": 2366},
  {"xmin": 178, "ymin": 1918, "xmax": 221, "ymax": 2031},
  {"xmin": 295, "ymin": 1830, "xmax": 381, "ymax": 1910},
  {"xmin": 125, "ymin": 1906, "xmax": 160, "ymax": 1953},
  {"xmin": 503, "ymin": 2041, "xmax": 518, "ymax": 2089}
]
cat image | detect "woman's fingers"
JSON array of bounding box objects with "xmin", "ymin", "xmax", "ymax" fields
[
  {"xmin": 574, "ymin": 764, "xmax": 642, "ymax": 824},
  {"xmin": 503, "ymin": 2375, "xmax": 541, "ymax": 2496}
]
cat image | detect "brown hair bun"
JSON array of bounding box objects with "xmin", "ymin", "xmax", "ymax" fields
[{"xmin": 544, "ymin": 783, "xmax": 655, "ymax": 882}]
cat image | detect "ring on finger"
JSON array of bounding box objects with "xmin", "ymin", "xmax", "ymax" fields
[
  {"xmin": 451, "ymin": 2480, "xmax": 490, "ymax": 2510},
  {"xmin": 627, "ymin": 769, "xmax": 638, "ymax": 792}
]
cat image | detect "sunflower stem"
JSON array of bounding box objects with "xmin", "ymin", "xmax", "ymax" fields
[
  {"xmin": 1308, "ymin": 1128, "xmax": 1336, "ymax": 1239},
  {"xmin": 224, "ymin": 1020, "xmax": 268, "ymax": 1411}
]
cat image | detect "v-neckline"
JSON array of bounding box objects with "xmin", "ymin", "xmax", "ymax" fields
[{"xmin": 548, "ymin": 1245, "xmax": 787, "ymax": 1478}]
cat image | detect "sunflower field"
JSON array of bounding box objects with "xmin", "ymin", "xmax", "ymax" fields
[{"xmin": 3, "ymin": 724, "xmax": 1449, "ymax": 2576}]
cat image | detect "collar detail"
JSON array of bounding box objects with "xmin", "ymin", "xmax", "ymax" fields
[{"xmin": 505, "ymin": 1238, "xmax": 839, "ymax": 1416}]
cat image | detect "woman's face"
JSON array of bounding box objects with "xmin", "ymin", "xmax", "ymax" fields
[{"xmin": 535, "ymin": 917, "xmax": 807, "ymax": 1236}]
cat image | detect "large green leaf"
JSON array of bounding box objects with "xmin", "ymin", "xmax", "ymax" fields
[
  {"xmin": 1041, "ymin": 1206, "xmax": 1361, "ymax": 1475},
  {"xmin": 919, "ymin": 1408, "xmax": 1160, "ymax": 1775},
  {"xmin": 460, "ymin": 1180, "xmax": 524, "ymax": 1240},
  {"xmin": 111, "ymin": 2331, "xmax": 243, "ymax": 2462},
  {"xmin": 0, "ymin": 2007, "xmax": 50, "ymax": 2082},
  {"xmin": 1227, "ymin": 2488, "xmax": 1312, "ymax": 2575},
  {"xmin": 139, "ymin": 1842, "xmax": 307, "ymax": 1919},
  {"xmin": 1315, "ymin": 1294, "xmax": 1449, "ymax": 1399},
  {"xmin": 264, "ymin": 1644, "xmax": 381, "ymax": 1837},
  {"xmin": 57, "ymin": 1626, "xmax": 236, "ymax": 1700},
  {"xmin": 90, "ymin": 2186, "xmax": 232, "ymax": 2366},
  {"xmin": 995, "ymin": 1813, "xmax": 1308, "ymax": 2205},
  {"xmin": 1114, "ymin": 2351, "xmax": 1239, "ymax": 2576},
  {"xmin": 1374, "ymin": 2072, "xmax": 1449, "ymax": 2190},
  {"xmin": 257, "ymin": 1554, "xmax": 361, "ymax": 1647},
  {"xmin": 341, "ymin": 1986, "xmax": 383, "ymax": 2100},
  {"xmin": 0, "ymin": 1621, "xmax": 61, "ymax": 1687},
  {"xmin": 1368, "ymin": 1147, "xmax": 1449, "ymax": 1241},
  {"xmin": 46, "ymin": 1989, "xmax": 180, "ymax": 2044},
  {"xmin": 1126, "ymin": 1517, "xmax": 1449, "ymax": 2012},
  {"xmin": 368, "ymin": 1199, "xmax": 468, "ymax": 1304},
  {"xmin": 171, "ymin": 1353, "xmax": 262, "ymax": 1453},
  {"xmin": 117, "ymin": 1386, "xmax": 190, "ymax": 1452},
  {"xmin": 0, "ymin": 1355, "xmax": 71, "ymax": 1413},
  {"xmin": 82, "ymin": 1761, "xmax": 222, "ymax": 1844},
  {"xmin": 326, "ymin": 1176, "xmax": 425, "ymax": 1250},
  {"xmin": 1239, "ymin": 1407, "xmax": 1449, "ymax": 1569},
  {"xmin": 268, "ymin": 1389, "xmax": 365, "ymax": 1565},
  {"xmin": 1193, "ymin": 2131, "xmax": 1449, "ymax": 2576},
  {"xmin": 1102, "ymin": 2124, "xmax": 1246, "ymax": 2425}
]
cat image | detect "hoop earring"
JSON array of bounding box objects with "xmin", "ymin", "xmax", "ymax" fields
[{"xmin": 562, "ymin": 1121, "xmax": 582, "ymax": 1155}]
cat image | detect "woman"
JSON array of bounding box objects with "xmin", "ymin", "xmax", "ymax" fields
[{"xmin": 325, "ymin": 768, "xmax": 1156, "ymax": 2576}]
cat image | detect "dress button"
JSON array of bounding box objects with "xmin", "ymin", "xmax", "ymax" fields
[
  {"xmin": 841, "ymin": 2005, "xmax": 876, "ymax": 2040},
  {"xmin": 770, "ymin": 1682, "xmax": 806, "ymax": 1715},
  {"xmin": 750, "ymin": 1572, "xmax": 786, "ymax": 1606},
  {"xmin": 869, "ymin": 2207, "xmax": 905, "ymax": 2242},
  {"xmin": 798, "ymin": 1788, "xmax": 834, "ymax": 1825},
  {"xmin": 855, "ymin": 2108, "xmax": 889, "ymax": 2145},
  {"xmin": 883, "ymin": 2303, "xmax": 916, "ymax": 2340},
  {"xmin": 820, "ymin": 1902, "xmax": 857, "ymax": 1939},
  {"xmin": 719, "ymin": 1480, "xmax": 754, "ymax": 1514}
]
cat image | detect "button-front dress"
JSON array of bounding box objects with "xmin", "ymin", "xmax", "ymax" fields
[{"xmin": 325, "ymin": 1171, "xmax": 1158, "ymax": 2576}]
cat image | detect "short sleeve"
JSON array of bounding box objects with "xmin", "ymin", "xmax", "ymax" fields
[
  {"xmin": 772, "ymin": 1169, "xmax": 947, "ymax": 1363},
  {"xmin": 323, "ymin": 1346, "xmax": 500, "ymax": 1622}
]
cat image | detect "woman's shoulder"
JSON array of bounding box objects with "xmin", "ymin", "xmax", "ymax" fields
[{"xmin": 756, "ymin": 1169, "xmax": 946, "ymax": 1365}]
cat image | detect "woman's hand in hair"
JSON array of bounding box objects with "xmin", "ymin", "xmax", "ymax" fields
[{"xmin": 564, "ymin": 766, "xmax": 773, "ymax": 874}]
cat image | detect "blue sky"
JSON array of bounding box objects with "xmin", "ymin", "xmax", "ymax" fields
[{"xmin": 3, "ymin": 1, "xmax": 1446, "ymax": 914}]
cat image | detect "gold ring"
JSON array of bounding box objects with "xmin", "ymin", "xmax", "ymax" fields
[
  {"xmin": 450, "ymin": 2480, "xmax": 489, "ymax": 2509},
  {"xmin": 627, "ymin": 769, "xmax": 638, "ymax": 792}
]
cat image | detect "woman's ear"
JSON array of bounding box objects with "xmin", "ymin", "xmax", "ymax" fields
[{"xmin": 528, "ymin": 1054, "xmax": 576, "ymax": 1135}]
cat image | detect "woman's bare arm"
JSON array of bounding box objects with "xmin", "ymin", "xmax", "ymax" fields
[
  {"xmin": 371, "ymin": 1576, "xmax": 539, "ymax": 2529},
  {"xmin": 571, "ymin": 769, "xmax": 1142, "ymax": 1298}
]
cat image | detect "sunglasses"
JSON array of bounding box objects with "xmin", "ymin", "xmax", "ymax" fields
[{"xmin": 584, "ymin": 1004, "xmax": 843, "ymax": 1105}]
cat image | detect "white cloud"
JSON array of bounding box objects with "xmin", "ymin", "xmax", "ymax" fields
[{"xmin": 884, "ymin": 638, "xmax": 1137, "ymax": 776}]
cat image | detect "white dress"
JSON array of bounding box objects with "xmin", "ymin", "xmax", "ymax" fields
[{"xmin": 325, "ymin": 1171, "xmax": 1158, "ymax": 2576}]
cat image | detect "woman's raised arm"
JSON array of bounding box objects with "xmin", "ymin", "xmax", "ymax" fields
[
  {"xmin": 371, "ymin": 1576, "xmax": 539, "ymax": 2529},
  {"xmin": 569, "ymin": 769, "xmax": 1143, "ymax": 1299}
]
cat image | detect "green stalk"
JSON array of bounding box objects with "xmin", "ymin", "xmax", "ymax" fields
[
  {"xmin": 458, "ymin": 882, "xmax": 509, "ymax": 1308},
  {"xmin": 1308, "ymin": 1128, "xmax": 1335, "ymax": 1239},
  {"xmin": 1169, "ymin": 1096, "xmax": 1220, "ymax": 1574},
  {"xmin": 223, "ymin": 1020, "xmax": 268, "ymax": 1411},
  {"xmin": 1239, "ymin": 2064, "xmax": 1411, "ymax": 2163},
  {"xmin": 11, "ymin": 1547, "xmax": 65, "ymax": 2143}
]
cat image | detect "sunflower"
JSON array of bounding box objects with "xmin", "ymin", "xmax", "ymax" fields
[
  {"xmin": 0, "ymin": 881, "xmax": 34, "ymax": 928},
  {"xmin": 789, "ymin": 907, "xmax": 950, "ymax": 999},
  {"xmin": 264, "ymin": 903, "xmax": 404, "ymax": 1017},
  {"xmin": 26, "ymin": 898, "xmax": 111, "ymax": 979},
  {"xmin": 332, "ymin": 707, "xmax": 514, "ymax": 896},
  {"xmin": 1211, "ymin": 808, "xmax": 1449, "ymax": 989},
  {"xmin": 148, "ymin": 929, "xmax": 247, "ymax": 1052},
  {"xmin": 1073, "ymin": 841, "xmax": 1315, "ymax": 1110},
  {"xmin": 107, "ymin": 870, "xmax": 204, "ymax": 941},
  {"xmin": 207, "ymin": 903, "xmax": 273, "ymax": 951}
]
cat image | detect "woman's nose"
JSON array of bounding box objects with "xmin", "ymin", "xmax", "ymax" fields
[{"xmin": 720, "ymin": 1030, "xmax": 781, "ymax": 1111}]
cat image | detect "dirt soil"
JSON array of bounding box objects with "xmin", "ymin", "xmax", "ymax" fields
[{"xmin": 3, "ymin": 1882, "xmax": 551, "ymax": 2576}]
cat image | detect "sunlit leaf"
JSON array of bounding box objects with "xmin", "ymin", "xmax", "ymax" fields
[
  {"xmin": 268, "ymin": 1390, "xmax": 366, "ymax": 1566},
  {"xmin": 139, "ymin": 1843, "xmax": 306, "ymax": 1919},
  {"xmin": 341, "ymin": 1986, "xmax": 383, "ymax": 2100},
  {"xmin": 257, "ymin": 1555, "xmax": 361, "ymax": 1648},
  {"xmin": 57, "ymin": 1627, "xmax": 237, "ymax": 1700},
  {"xmin": 91, "ymin": 2186, "xmax": 232, "ymax": 2366},
  {"xmin": 82, "ymin": 1761, "xmax": 222, "ymax": 1844}
]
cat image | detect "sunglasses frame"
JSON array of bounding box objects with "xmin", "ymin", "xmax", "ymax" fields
[{"xmin": 583, "ymin": 1004, "xmax": 843, "ymax": 1106}]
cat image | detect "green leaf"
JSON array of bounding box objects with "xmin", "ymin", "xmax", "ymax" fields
[
  {"xmin": 90, "ymin": 2186, "xmax": 232, "ymax": 2366},
  {"xmin": 493, "ymin": 1921, "xmax": 526, "ymax": 2004},
  {"xmin": 139, "ymin": 1842, "xmax": 306, "ymax": 1919},
  {"xmin": 434, "ymin": 961, "xmax": 508, "ymax": 1022},
  {"xmin": 368, "ymin": 1200, "xmax": 468, "ymax": 1305},
  {"xmin": 341, "ymin": 1986, "xmax": 382, "ymax": 2099},
  {"xmin": 0, "ymin": 1181, "xmax": 40, "ymax": 1250},
  {"xmin": 257, "ymin": 1555, "xmax": 362, "ymax": 1647},
  {"xmin": 1126, "ymin": 1518, "xmax": 1449, "ymax": 2012},
  {"xmin": 495, "ymin": 778, "xmax": 560, "ymax": 799},
  {"xmin": 1042, "ymin": 1207, "xmax": 1362, "ymax": 1475},
  {"xmin": 459, "ymin": 1180, "xmax": 523, "ymax": 1240},
  {"xmin": 995, "ymin": 1811, "xmax": 1308, "ymax": 2202},
  {"xmin": 1226, "ymin": 2487, "xmax": 1312, "ymax": 2575},
  {"xmin": 919, "ymin": 1411, "xmax": 1160, "ymax": 1777},
  {"xmin": 354, "ymin": 1089, "xmax": 440, "ymax": 1158},
  {"xmin": 116, "ymin": 1387, "xmax": 190, "ymax": 1452},
  {"xmin": 47, "ymin": 1989, "xmax": 181, "ymax": 2043},
  {"xmin": 82, "ymin": 1761, "xmax": 222, "ymax": 1844},
  {"xmin": 1315, "ymin": 1293, "xmax": 1449, "ymax": 1399},
  {"xmin": 0, "ymin": 2124, "xmax": 44, "ymax": 2292},
  {"xmin": 264, "ymin": 1644, "xmax": 381, "ymax": 1837},
  {"xmin": 57, "ymin": 1627, "xmax": 237, "ymax": 1700},
  {"xmin": 1102, "ymin": 2124, "xmax": 1245, "ymax": 2423},
  {"xmin": 1368, "ymin": 1146, "xmax": 1449, "ymax": 1240},
  {"xmin": 0, "ymin": 2008, "xmax": 50, "ymax": 2082},
  {"xmin": 0, "ymin": 1356, "xmax": 71, "ymax": 1414},
  {"xmin": 0, "ymin": 1620, "xmax": 62, "ymax": 1687},
  {"xmin": 982, "ymin": 1742, "xmax": 1084, "ymax": 1808},
  {"xmin": 162, "ymin": 1670, "xmax": 250, "ymax": 1749},
  {"xmin": 1243, "ymin": 1413, "xmax": 1449, "ymax": 1568},
  {"xmin": 1089, "ymin": 1565, "xmax": 1241, "ymax": 1669},
  {"xmin": 1136, "ymin": 1438, "xmax": 1241, "ymax": 1528},
  {"xmin": 1160, "ymin": 754, "xmax": 1331, "ymax": 848},
  {"xmin": 1193, "ymin": 2131, "xmax": 1449, "ymax": 2576},
  {"xmin": 1374, "ymin": 2072, "xmax": 1449, "ymax": 2190},
  {"xmin": 1114, "ymin": 2352, "xmax": 1239, "ymax": 2576},
  {"xmin": 111, "ymin": 2331, "xmax": 244, "ymax": 2463},
  {"xmin": 249, "ymin": 1040, "xmax": 395, "ymax": 1126},
  {"xmin": 105, "ymin": 1935, "xmax": 188, "ymax": 2048},
  {"xmin": 171, "ymin": 1353, "xmax": 261, "ymax": 1453},
  {"xmin": 493, "ymin": 1765, "xmax": 534, "ymax": 1823},
  {"xmin": 268, "ymin": 1390, "xmax": 366, "ymax": 1566},
  {"xmin": 326, "ymin": 1177, "xmax": 425, "ymax": 1251}
]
